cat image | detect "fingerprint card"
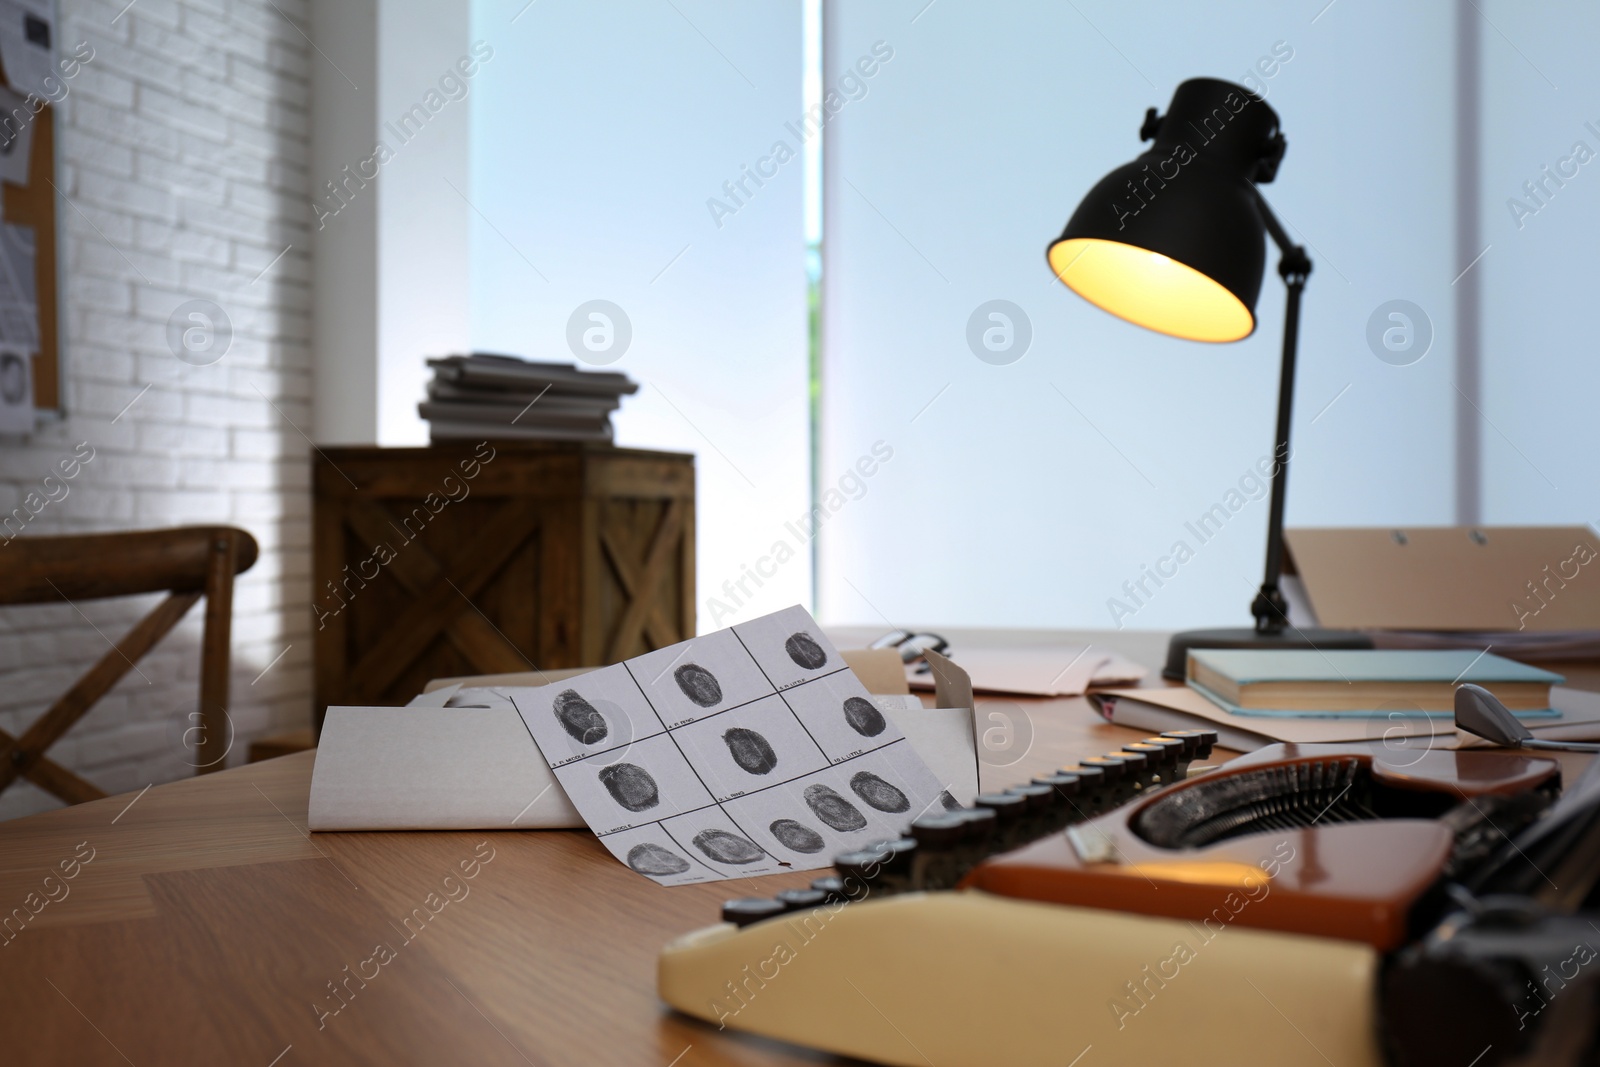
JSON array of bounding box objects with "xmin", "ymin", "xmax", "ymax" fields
[
  {"xmin": 513, "ymin": 668, "xmax": 666, "ymax": 768},
  {"xmin": 779, "ymin": 667, "xmax": 909, "ymax": 764},
  {"xmin": 628, "ymin": 628, "xmax": 773, "ymax": 727},
  {"xmin": 511, "ymin": 605, "xmax": 948, "ymax": 885},
  {"xmin": 670, "ymin": 694, "xmax": 830, "ymax": 802},
  {"xmin": 721, "ymin": 772, "xmax": 885, "ymax": 865},
  {"xmin": 602, "ymin": 824, "xmax": 719, "ymax": 887},
  {"xmin": 548, "ymin": 733, "xmax": 713, "ymax": 836},
  {"xmin": 730, "ymin": 603, "xmax": 845, "ymax": 691},
  {"xmin": 658, "ymin": 807, "xmax": 790, "ymax": 878}
]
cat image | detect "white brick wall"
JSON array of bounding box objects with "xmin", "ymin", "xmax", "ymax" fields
[{"xmin": 0, "ymin": 0, "xmax": 313, "ymax": 820}]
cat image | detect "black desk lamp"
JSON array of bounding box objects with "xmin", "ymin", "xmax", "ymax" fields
[{"xmin": 1046, "ymin": 78, "xmax": 1372, "ymax": 679}]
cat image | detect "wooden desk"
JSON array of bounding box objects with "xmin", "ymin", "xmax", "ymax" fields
[{"xmin": 0, "ymin": 629, "xmax": 1588, "ymax": 1065}]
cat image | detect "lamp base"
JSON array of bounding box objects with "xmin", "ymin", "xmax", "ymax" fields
[{"xmin": 1161, "ymin": 627, "xmax": 1374, "ymax": 682}]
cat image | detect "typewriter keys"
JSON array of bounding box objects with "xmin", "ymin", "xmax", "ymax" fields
[
  {"xmin": 975, "ymin": 792, "xmax": 1029, "ymax": 851},
  {"xmin": 955, "ymin": 807, "xmax": 997, "ymax": 852},
  {"xmin": 908, "ymin": 813, "xmax": 976, "ymax": 890},
  {"xmin": 840, "ymin": 837, "xmax": 919, "ymax": 895},
  {"xmin": 1006, "ymin": 784, "xmax": 1055, "ymax": 841},
  {"xmin": 1157, "ymin": 729, "xmax": 1217, "ymax": 773},
  {"xmin": 716, "ymin": 730, "xmax": 1219, "ymax": 927},
  {"xmin": 1062, "ymin": 764, "xmax": 1109, "ymax": 814},
  {"xmin": 721, "ymin": 898, "xmax": 786, "ymax": 927},
  {"xmin": 1031, "ymin": 773, "xmax": 1083, "ymax": 831},
  {"xmin": 1132, "ymin": 737, "xmax": 1186, "ymax": 781},
  {"xmin": 808, "ymin": 875, "xmax": 850, "ymax": 904},
  {"xmin": 1079, "ymin": 756, "xmax": 1135, "ymax": 807},
  {"xmin": 774, "ymin": 888, "xmax": 827, "ymax": 912},
  {"xmin": 1109, "ymin": 748, "xmax": 1155, "ymax": 790},
  {"xmin": 1116, "ymin": 744, "xmax": 1169, "ymax": 787}
]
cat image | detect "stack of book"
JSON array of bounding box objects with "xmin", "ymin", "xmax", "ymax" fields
[
  {"xmin": 1090, "ymin": 648, "xmax": 1571, "ymax": 752},
  {"xmin": 419, "ymin": 353, "xmax": 638, "ymax": 443}
]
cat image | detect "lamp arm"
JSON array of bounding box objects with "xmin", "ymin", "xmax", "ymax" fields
[
  {"xmin": 1255, "ymin": 195, "xmax": 1299, "ymax": 262},
  {"xmin": 1250, "ymin": 191, "xmax": 1312, "ymax": 635}
]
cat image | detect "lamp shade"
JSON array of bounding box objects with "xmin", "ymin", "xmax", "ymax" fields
[{"xmin": 1047, "ymin": 78, "xmax": 1285, "ymax": 342}]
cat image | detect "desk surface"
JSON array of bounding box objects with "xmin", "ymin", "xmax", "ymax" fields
[{"xmin": 0, "ymin": 628, "xmax": 1580, "ymax": 1065}]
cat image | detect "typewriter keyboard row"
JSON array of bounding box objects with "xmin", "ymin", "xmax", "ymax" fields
[{"xmin": 718, "ymin": 729, "xmax": 1217, "ymax": 927}]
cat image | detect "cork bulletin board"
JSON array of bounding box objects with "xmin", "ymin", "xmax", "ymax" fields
[{"xmin": 0, "ymin": 0, "xmax": 63, "ymax": 417}]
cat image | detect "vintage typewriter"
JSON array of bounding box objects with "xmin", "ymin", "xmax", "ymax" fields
[{"xmin": 659, "ymin": 716, "xmax": 1600, "ymax": 1066}]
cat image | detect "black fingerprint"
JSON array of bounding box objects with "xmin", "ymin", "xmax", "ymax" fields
[
  {"xmin": 723, "ymin": 727, "xmax": 779, "ymax": 775},
  {"xmin": 552, "ymin": 689, "xmax": 608, "ymax": 745},
  {"xmin": 804, "ymin": 783, "xmax": 867, "ymax": 832},
  {"xmin": 598, "ymin": 763, "xmax": 660, "ymax": 812},
  {"xmin": 784, "ymin": 632, "xmax": 828, "ymax": 670},
  {"xmin": 938, "ymin": 790, "xmax": 961, "ymax": 811},
  {"xmin": 692, "ymin": 829, "xmax": 766, "ymax": 865},
  {"xmin": 674, "ymin": 663, "xmax": 723, "ymax": 707},
  {"xmin": 850, "ymin": 771, "xmax": 910, "ymax": 813},
  {"xmin": 626, "ymin": 842, "xmax": 689, "ymax": 876},
  {"xmin": 842, "ymin": 696, "xmax": 887, "ymax": 737},
  {"xmin": 770, "ymin": 818, "xmax": 825, "ymax": 854}
]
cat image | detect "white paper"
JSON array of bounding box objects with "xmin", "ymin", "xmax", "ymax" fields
[
  {"xmin": 0, "ymin": 85, "xmax": 32, "ymax": 184},
  {"xmin": 512, "ymin": 605, "xmax": 950, "ymax": 885},
  {"xmin": 910, "ymin": 645, "xmax": 1147, "ymax": 696},
  {"xmin": 0, "ymin": 344, "xmax": 31, "ymax": 433},
  {"xmin": 895, "ymin": 705, "xmax": 979, "ymax": 807},
  {"xmin": 405, "ymin": 682, "xmax": 461, "ymax": 707},
  {"xmin": 0, "ymin": 223, "xmax": 37, "ymax": 352},
  {"xmin": 307, "ymin": 702, "xmax": 977, "ymax": 833},
  {"xmin": 0, "ymin": 0, "xmax": 53, "ymax": 100},
  {"xmin": 308, "ymin": 706, "xmax": 584, "ymax": 831}
]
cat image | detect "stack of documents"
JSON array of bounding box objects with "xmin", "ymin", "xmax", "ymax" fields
[{"xmin": 420, "ymin": 352, "xmax": 638, "ymax": 443}]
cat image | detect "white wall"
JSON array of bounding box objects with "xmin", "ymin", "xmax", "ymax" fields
[
  {"xmin": 818, "ymin": 0, "xmax": 1460, "ymax": 632},
  {"xmin": 1478, "ymin": 0, "xmax": 1600, "ymax": 528},
  {"xmin": 468, "ymin": 0, "xmax": 811, "ymax": 629},
  {"xmin": 375, "ymin": 0, "xmax": 471, "ymax": 445},
  {"xmin": 0, "ymin": 0, "xmax": 314, "ymax": 820},
  {"xmin": 308, "ymin": 0, "xmax": 377, "ymax": 443},
  {"xmin": 310, "ymin": 0, "xmax": 472, "ymax": 446}
]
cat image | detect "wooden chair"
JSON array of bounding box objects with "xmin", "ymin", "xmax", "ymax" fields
[{"xmin": 0, "ymin": 526, "xmax": 258, "ymax": 805}]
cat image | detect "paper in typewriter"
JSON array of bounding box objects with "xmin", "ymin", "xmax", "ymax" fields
[{"xmin": 512, "ymin": 605, "xmax": 949, "ymax": 885}]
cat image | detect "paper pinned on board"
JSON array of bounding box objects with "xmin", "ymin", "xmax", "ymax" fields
[
  {"xmin": 909, "ymin": 645, "xmax": 1147, "ymax": 697},
  {"xmin": 0, "ymin": 0, "xmax": 53, "ymax": 101},
  {"xmin": 0, "ymin": 223, "xmax": 38, "ymax": 352},
  {"xmin": 0, "ymin": 344, "xmax": 31, "ymax": 434},
  {"xmin": 510, "ymin": 605, "xmax": 955, "ymax": 886},
  {"xmin": 0, "ymin": 85, "xmax": 32, "ymax": 185}
]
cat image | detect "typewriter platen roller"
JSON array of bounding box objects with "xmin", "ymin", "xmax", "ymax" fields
[{"xmin": 659, "ymin": 732, "xmax": 1600, "ymax": 1066}]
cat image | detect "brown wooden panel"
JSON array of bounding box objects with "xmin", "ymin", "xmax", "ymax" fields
[
  {"xmin": 0, "ymin": 526, "xmax": 258, "ymax": 604},
  {"xmin": 538, "ymin": 496, "xmax": 583, "ymax": 669},
  {"xmin": 312, "ymin": 444, "xmax": 695, "ymax": 731},
  {"xmin": 0, "ymin": 591, "xmax": 200, "ymax": 796},
  {"xmin": 0, "ymin": 525, "xmax": 256, "ymax": 805},
  {"xmin": 586, "ymin": 455, "xmax": 697, "ymax": 499}
]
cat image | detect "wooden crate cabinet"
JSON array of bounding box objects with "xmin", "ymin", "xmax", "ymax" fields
[{"xmin": 312, "ymin": 443, "xmax": 694, "ymax": 729}]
